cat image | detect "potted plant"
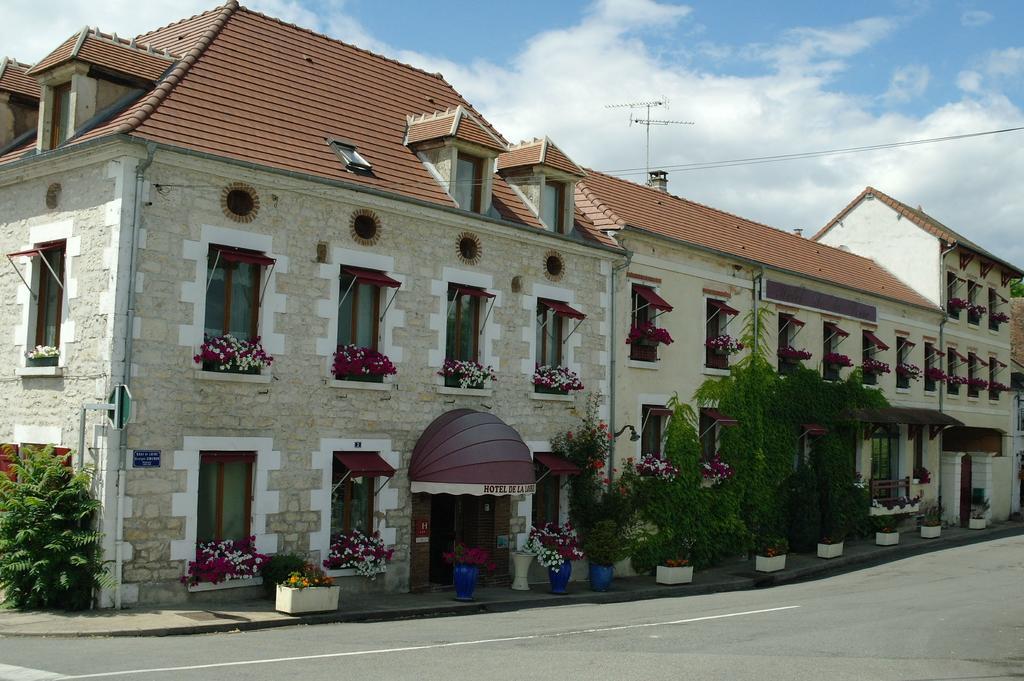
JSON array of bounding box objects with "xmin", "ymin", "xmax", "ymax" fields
[
  {"xmin": 874, "ymin": 518, "xmax": 900, "ymax": 546},
  {"xmin": 443, "ymin": 543, "xmax": 496, "ymax": 601},
  {"xmin": 861, "ymin": 358, "xmax": 891, "ymax": 376},
  {"xmin": 625, "ymin": 321, "xmax": 674, "ymax": 347},
  {"xmin": 705, "ymin": 334, "xmax": 744, "ymax": 356},
  {"xmin": 969, "ymin": 499, "xmax": 989, "ymax": 529},
  {"xmin": 896, "ymin": 363, "xmax": 921, "ymax": 382},
  {"xmin": 582, "ymin": 520, "xmax": 623, "ymax": 592},
  {"xmin": 754, "ymin": 536, "xmax": 788, "ymax": 573},
  {"xmin": 332, "ymin": 344, "xmax": 397, "ymax": 382},
  {"xmin": 913, "ymin": 466, "xmax": 931, "ymax": 484},
  {"xmin": 275, "ymin": 564, "xmax": 339, "ymax": 614},
  {"xmin": 437, "ymin": 358, "xmax": 496, "ymax": 389},
  {"xmin": 194, "ymin": 334, "xmax": 274, "ymax": 374},
  {"xmin": 259, "ymin": 552, "xmax": 307, "ymax": 597},
  {"xmin": 947, "ymin": 297, "xmax": 969, "ymax": 314},
  {"xmin": 636, "ymin": 452, "xmax": 680, "ymax": 481},
  {"xmin": 823, "ymin": 352, "xmax": 853, "ymax": 369},
  {"xmin": 656, "ymin": 540, "xmax": 694, "ymax": 585},
  {"xmin": 990, "ymin": 310, "xmax": 1010, "ymax": 325},
  {"xmin": 700, "ymin": 452, "xmax": 735, "ymax": 487},
  {"xmin": 511, "ymin": 536, "xmax": 536, "ymax": 591},
  {"xmin": 26, "ymin": 345, "xmax": 59, "ymax": 367},
  {"xmin": 525, "ymin": 522, "xmax": 584, "ymax": 594},
  {"xmin": 532, "ymin": 364, "xmax": 584, "ymax": 395},
  {"xmin": 920, "ymin": 503, "xmax": 942, "ymax": 538},
  {"xmin": 817, "ymin": 535, "xmax": 844, "ymax": 559},
  {"xmin": 322, "ymin": 529, "xmax": 393, "ymax": 578}
]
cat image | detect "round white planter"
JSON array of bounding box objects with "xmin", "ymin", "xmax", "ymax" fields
[
  {"xmin": 875, "ymin": 531, "xmax": 899, "ymax": 546},
  {"xmin": 920, "ymin": 525, "xmax": 941, "ymax": 539},
  {"xmin": 755, "ymin": 554, "xmax": 786, "ymax": 573},
  {"xmin": 511, "ymin": 552, "xmax": 534, "ymax": 591},
  {"xmin": 816, "ymin": 542, "xmax": 844, "ymax": 559},
  {"xmin": 968, "ymin": 517, "xmax": 987, "ymax": 530},
  {"xmin": 275, "ymin": 584, "xmax": 341, "ymax": 614},
  {"xmin": 656, "ymin": 565, "xmax": 693, "ymax": 584}
]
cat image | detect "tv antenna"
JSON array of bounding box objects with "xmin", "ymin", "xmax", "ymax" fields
[{"xmin": 605, "ymin": 98, "xmax": 694, "ymax": 176}]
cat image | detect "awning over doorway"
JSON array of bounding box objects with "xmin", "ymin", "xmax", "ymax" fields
[
  {"xmin": 410, "ymin": 409, "xmax": 535, "ymax": 495},
  {"xmin": 333, "ymin": 451, "xmax": 395, "ymax": 478},
  {"xmin": 534, "ymin": 452, "xmax": 581, "ymax": 476},
  {"xmin": 842, "ymin": 408, "xmax": 963, "ymax": 427}
]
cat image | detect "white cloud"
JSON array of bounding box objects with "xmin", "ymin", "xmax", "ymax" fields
[
  {"xmin": 884, "ymin": 64, "xmax": 930, "ymax": 103},
  {"xmin": 957, "ymin": 70, "xmax": 983, "ymax": 93},
  {"xmin": 961, "ymin": 10, "xmax": 993, "ymax": 27},
  {"xmin": 983, "ymin": 46, "xmax": 1024, "ymax": 79}
]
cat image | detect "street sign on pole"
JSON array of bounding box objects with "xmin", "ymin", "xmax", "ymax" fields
[{"xmin": 107, "ymin": 385, "xmax": 132, "ymax": 430}]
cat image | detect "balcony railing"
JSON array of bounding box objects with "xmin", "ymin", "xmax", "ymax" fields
[{"xmin": 870, "ymin": 477, "xmax": 911, "ymax": 501}]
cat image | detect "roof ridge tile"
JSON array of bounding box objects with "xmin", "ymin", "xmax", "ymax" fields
[{"xmin": 112, "ymin": 1, "xmax": 238, "ymax": 135}]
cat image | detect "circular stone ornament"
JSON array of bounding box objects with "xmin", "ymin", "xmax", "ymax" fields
[
  {"xmin": 457, "ymin": 232, "xmax": 482, "ymax": 265},
  {"xmin": 350, "ymin": 209, "xmax": 382, "ymax": 246},
  {"xmin": 221, "ymin": 183, "xmax": 260, "ymax": 223},
  {"xmin": 544, "ymin": 250, "xmax": 565, "ymax": 281}
]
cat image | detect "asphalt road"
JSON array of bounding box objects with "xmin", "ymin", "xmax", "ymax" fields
[{"xmin": 0, "ymin": 536, "xmax": 1022, "ymax": 681}]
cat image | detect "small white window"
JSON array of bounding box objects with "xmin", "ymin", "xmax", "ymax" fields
[{"xmin": 329, "ymin": 139, "xmax": 372, "ymax": 172}]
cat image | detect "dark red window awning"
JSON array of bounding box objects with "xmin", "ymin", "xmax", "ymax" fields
[
  {"xmin": 410, "ymin": 409, "xmax": 535, "ymax": 495},
  {"xmin": 633, "ymin": 285, "xmax": 673, "ymax": 312},
  {"xmin": 6, "ymin": 239, "xmax": 66, "ymax": 258},
  {"xmin": 703, "ymin": 408, "xmax": 738, "ymax": 427},
  {"xmin": 211, "ymin": 244, "xmax": 276, "ymax": 267},
  {"xmin": 534, "ymin": 452, "xmax": 581, "ymax": 476},
  {"xmin": 802, "ymin": 423, "xmax": 828, "ymax": 436},
  {"xmin": 898, "ymin": 337, "xmax": 916, "ymax": 348},
  {"xmin": 948, "ymin": 348, "xmax": 968, "ymax": 362},
  {"xmin": 992, "ymin": 358, "xmax": 1007, "ymax": 368},
  {"xmin": 452, "ymin": 285, "xmax": 495, "ymax": 299},
  {"xmin": 968, "ymin": 353, "xmax": 988, "ymax": 367},
  {"xmin": 200, "ymin": 451, "xmax": 257, "ymax": 464},
  {"xmin": 863, "ymin": 330, "xmax": 889, "ymax": 351},
  {"xmin": 781, "ymin": 314, "xmax": 805, "ymax": 327},
  {"xmin": 708, "ymin": 299, "xmax": 739, "ymax": 316},
  {"xmin": 539, "ymin": 298, "xmax": 586, "ymax": 320},
  {"xmin": 824, "ymin": 322, "xmax": 849, "ymax": 338},
  {"xmin": 341, "ymin": 265, "xmax": 401, "ymax": 288},
  {"xmin": 334, "ymin": 451, "xmax": 396, "ymax": 478}
]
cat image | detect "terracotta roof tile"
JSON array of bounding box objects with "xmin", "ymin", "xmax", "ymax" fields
[
  {"xmin": 135, "ymin": 7, "xmax": 226, "ymax": 54},
  {"xmin": 576, "ymin": 171, "xmax": 939, "ymax": 310},
  {"xmin": 0, "ymin": 58, "xmax": 39, "ymax": 99},
  {"xmin": 26, "ymin": 28, "xmax": 176, "ymax": 82},
  {"xmin": 497, "ymin": 137, "xmax": 584, "ymax": 177},
  {"xmin": 816, "ymin": 186, "xmax": 1023, "ymax": 277},
  {"xmin": 26, "ymin": 32, "xmax": 79, "ymax": 76},
  {"xmin": 406, "ymin": 110, "xmax": 457, "ymax": 144}
]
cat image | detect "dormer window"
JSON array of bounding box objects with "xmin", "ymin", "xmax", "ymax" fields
[
  {"xmin": 541, "ymin": 180, "xmax": 567, "ymax": 233},
  {"xmin": 330, "ymin": 139, "xmax": 372, "ymax": 172},
  {"xmin": 49, "ymin": 82, "xmax": 71, "ymax": 149},
  {"xmin": 454, "ymin": 153, "xmax": 484, "ymax": 212}
]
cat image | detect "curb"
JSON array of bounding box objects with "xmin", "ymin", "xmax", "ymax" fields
[{"xmin": 3, "ymin": 524, "xmax": 1021, "ymax": 638}]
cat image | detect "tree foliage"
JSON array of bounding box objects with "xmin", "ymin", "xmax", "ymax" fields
[{"xmin": 0, "ymin": 445, "xmax": 110, "ymax": 610}]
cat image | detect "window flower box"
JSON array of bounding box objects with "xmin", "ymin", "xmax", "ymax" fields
[
  {"xmin": 966, "ymin": 303, "xmax": 986, "ymax": 325},
  {"xmin": 533, "ymin": 365, "xmax": 584, "ymax": 394},
  {"xmin": 705, "ymin": 335, "xmax": 743, "ymax": 356},
  {"xmin": 181, "ymin": 536, "xmax": 268, "ymax": 587},
  {"xmin": 913, "ymin": 466, "xmax": 931, "ymax": 484},
  {"xmin": 823, "ymin": 352, "xmax": 853, "ymax": 369},
  {"xmin": 194, "ymin": 334, "xmax": 273, "ymax": 374},
  {"xmin": 895, "ymin": 363, "xmax": 921, "ymax": 381},
  {"xmin": 332, "ymin": 344, "xmax": 396, "ymax": 382},
  {"xmin": 777, "ymin": 345, "xmax": 812, "ymax": 361},
  {"xmin": 438, "ymin": 358, "xmax": 496, "ymax": 389},
  {"xmin": 946, "ymin": 374, "xmax": 967, "ymax": 388},
  {"xmin": 875, "ymin": 530, "xmax": 899, "ymax": 546},
  {"xmin": 700, "ymin": 452, "xmax": 734, "ymax": 487},
  {"xmin": 989, "ymin": 311, "xmax": 1009, "ymax": 325},
  {"xmin": 636, "ymin": 453, "xmax": 679, "ymax": 481},
  {"xmin": 870, "ymin": 494, "xmax": 921, "ymax": 515},
  {"xmin": 816, "ymin": 540, "xmax": 844, "ymax": 559},
  {"xmin": 656, "ymin": 561, "xmax": 693, "ymax": 585},
  {"xmin": 947, "ymin": 297, "xmax": 969, "ymax": 314},
  {"xmin": 966, "ymin": 377, "xmax": 988, "ymax": 390},
  {"xmin": 626, "ymin": 321, "xmax": 674, "ymax": 347},
  {"xmin": 861, "ymin": 358, "xmax": 891, "ymax": 376},
  {"xmin": 26, "ymin": 345, "xmax": 59, "ymax": 367},
  {"xmin": 323, "ymin": 530, "xmax": 394, "ymax": 579}
]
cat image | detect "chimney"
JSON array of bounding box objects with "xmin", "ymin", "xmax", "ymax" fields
[
  {"xmin": 793, "ymin": 228, "xmax": 803, "ymax": 237},
  {"xmin": 647, "ymin": 169, "xmax": 668, "ymax": 192}
]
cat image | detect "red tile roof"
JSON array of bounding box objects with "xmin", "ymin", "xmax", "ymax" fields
[
  {"xmin": 575, "ymin": 171, "xmax": 939, "ymax": 310},
  {"xmin": 497, "ymin": 137, "xmax": 585, "ymax": 177},
  {"xmin": 0, "ymin": 58, "xmax": 40, "ymax": 99},
  {"xmin": 136, "ymin": 7, "xmax": 226, "ymax": 54},
  {"xmin": 405, "ymin": 106, "xmax": 506, "ymax": 152},
  {"xmin": 815, "ymin": 186, "xmax": 1023, "ymax": 277},
  {"xmin": 27, "ymin": 28, "xmax": 176, "ymax": 82}
]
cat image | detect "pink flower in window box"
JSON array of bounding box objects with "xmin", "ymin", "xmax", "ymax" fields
[
  {"xmin": 704, "ymin": 335, "xmax": 743, "ymax": 354},
  {"xmin": 332, "ymin": 344, "xmax": 397, "ymax": 381},
  {"xmin": 777, "ymin": 345, "xmax": 812, "ymax": 361},
  {"xmin": 626, "ymin": 322, "xmax": 674, "ymax": 346},
  {"xmin": 861, "ymin": 358, "xmax": 891, "ymax": 375},
  {"xmin": 823, "ymin": 352, "xmax": 853, "ymax": 368}
]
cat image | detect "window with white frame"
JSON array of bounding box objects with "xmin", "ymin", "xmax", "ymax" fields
[{"xmin": 197, "ymin": 452, "xmax": 254, "ymax": 542}]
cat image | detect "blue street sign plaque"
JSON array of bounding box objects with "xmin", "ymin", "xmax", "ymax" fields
[{"xmin": 132, "ymin": 450, "xmax": 161, "ymax": 468}]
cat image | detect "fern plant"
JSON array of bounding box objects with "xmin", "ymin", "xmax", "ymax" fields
[{"xmin": 0, "ymin": 445, "xmax": 110, "ymax": 610}]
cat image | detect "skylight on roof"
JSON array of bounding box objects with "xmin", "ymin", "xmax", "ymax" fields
[{"xmin": 328, "ymin": 139, "xmax": 372, "ymax": 172}]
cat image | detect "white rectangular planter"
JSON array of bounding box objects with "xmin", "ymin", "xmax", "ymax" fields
[
  {"xmin": 656, "ymin": 565, "xmax": 693, "ymax": 584},
  {"xmin": 817, "ymin": 542, "xmax": 844, "ymax": 559},
  {"xmin": 920, "ymin": 525, "xmax": 941, "ymax": 539},
  {"xmin": 275, "ymin": 585, "xmax": 341, "ymax": 614},
  {"xmin": 755, "ymin": 554, "xmax": 786, "ymax": 573},
  {"xmin": 870, "ymin": 503, "xmax": 921, "ymax": 516},
  {"xmin": 875, "ymin": 532, "xmax": 899, "ymax": 546},
  {"xmin": 968, "ymin": 518, "xmax": 987, "ymax": 530},
  {"xmin": 187, "ymin": 576, "xmax": 263, "ymax": 593}
]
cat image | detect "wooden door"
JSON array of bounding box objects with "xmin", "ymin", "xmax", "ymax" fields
[
  {"xmin": 959, "ymin": 455, "xmax": 972, "ymax": 525},
  {"xmin": 429, "ymin": 494, "xmax": 457, "ymax": 585}
]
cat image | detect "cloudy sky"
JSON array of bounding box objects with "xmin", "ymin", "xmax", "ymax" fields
[{"xmin": 6, "ymin": 0, "xmax": 1023, "ymax": 265}]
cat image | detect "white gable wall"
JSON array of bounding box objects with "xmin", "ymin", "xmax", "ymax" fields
[{"xmin": 817, "ymin": 198, "xmax": 942, "ymax": 305}]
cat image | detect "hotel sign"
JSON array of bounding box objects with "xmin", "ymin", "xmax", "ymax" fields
[{"xmin": 410, "ymin": 481, "xmax": 537, "ymax": 496}]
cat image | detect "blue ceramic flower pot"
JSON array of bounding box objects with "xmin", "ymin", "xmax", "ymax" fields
[
  {"xmin": 589, "ymin": 563, "xmax": 614, "ymax": 592},
  {"xmin": 453, "ymin": 563, "xmax": 479, "ymax": 601},
  {"xmin": 548, "ymin": 560, "xmax": 572, "ymax": 594}
]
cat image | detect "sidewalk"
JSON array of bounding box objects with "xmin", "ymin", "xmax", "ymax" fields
[{"xmin": 1, "ymin": 521, "xmax": 1020, "ymax": 638}]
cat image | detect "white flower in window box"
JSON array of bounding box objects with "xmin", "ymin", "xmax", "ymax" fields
[
  {"xmin": 194, "ymin": 334, "xmax": 273, "ymax": 374},
  {"xmin": 26, "ymin": 345, "xmax": 59, "ymax": 367},
  {"xmin": 438, "ymin": 358, "xmax": 496, "ymax": 389}
]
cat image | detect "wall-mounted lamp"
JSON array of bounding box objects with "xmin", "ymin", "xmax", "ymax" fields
[{"xmin": 614, "ymin": 424, "xmax": 640, "ymax": 442}]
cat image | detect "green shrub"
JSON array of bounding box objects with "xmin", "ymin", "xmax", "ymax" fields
[
  {"xmin": 786, "ymin": 464, "xmax": 820, "ymax": 552},
  {"xmin": 260, "ymin": 552, "xmax": 308, "ymax": 595},
  {"xmin": 0, "ymin": 445, "xmax": 109, "ymax": 610},
  {"xmin": 582, "ymin": 520, "xmax": 625, "ymax": 566}
]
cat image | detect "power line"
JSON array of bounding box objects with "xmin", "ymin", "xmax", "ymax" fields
[{"xmin": 598, "ymin": 125, "xmax": 1024, "ymax": 176}]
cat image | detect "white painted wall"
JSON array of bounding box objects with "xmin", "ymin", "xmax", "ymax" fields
[{"xmin": 817, "ymin": 197, "xmax": 942, "ymax": 305}]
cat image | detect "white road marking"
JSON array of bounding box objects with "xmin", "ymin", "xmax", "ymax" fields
[
  {"xmin": 58, "ymin": 605, "xmax": 800, "ymax": 679},
  {"xmin": 0, "ymin": 663, "xmax": 66, "ymax": 681}
]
